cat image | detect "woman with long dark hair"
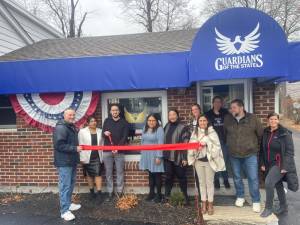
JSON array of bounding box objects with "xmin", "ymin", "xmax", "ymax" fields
[
  {"xmin": 190, "ymin": 103, "xmax": 202, "ymax": 133},
  {"xmin": 188, "ymin": 114, "xmax": 225, "ymax": 215},
  {"xmin": 260, "ymin": 113, "xmax": 298, "ymax": 217},
  {"xmin": 79, "ymin": 116, "xmax": 104, "ymax": 200},
  {"xmin": 163, "ymin": 109, "xmax": 190, "ymax": 205},
  {"xmin": 189, "ymin": 103, "xmax": 202, "ymax": 197},
  {"xmin": 139, "ymin": 114, "xmax": 165, "ymax": 203}
]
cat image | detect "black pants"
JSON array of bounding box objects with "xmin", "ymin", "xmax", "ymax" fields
[
  {"xmin": 265, "ymin": 166, "xmax": 286, "ymax": 209},
  {"xmin": 164, "ymin": 160, "xmax": 188, "ymax": 198},
  {"xmin": 148, "ymin": 171, "xmax": 162, "ymax": 196}
]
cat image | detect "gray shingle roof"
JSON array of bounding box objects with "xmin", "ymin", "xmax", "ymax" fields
[{"xmin": 0, "ymin": 29, "xmax": 197, "ymax": 61}]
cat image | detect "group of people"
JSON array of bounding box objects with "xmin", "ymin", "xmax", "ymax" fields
[{"xmin": 53, "ymin": 97, "xmax": 298, "ymax": 221}]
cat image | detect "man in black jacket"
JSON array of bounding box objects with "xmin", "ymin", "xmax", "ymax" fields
[
  {"xmin": 102, "ymin": 104, "xmax": 129, "ymax": 201},
  {"xmin": 205, "ymin": 96, "xmax": 230, "ymax": 189},
  {"xmin": 53, "ymin": 108, "xmax": 82, "ymax": 221}
]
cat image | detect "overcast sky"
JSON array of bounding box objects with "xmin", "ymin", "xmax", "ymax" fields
[{"xmin": 78, "ymin": 0, "xmax": 204, "ymax": 36}]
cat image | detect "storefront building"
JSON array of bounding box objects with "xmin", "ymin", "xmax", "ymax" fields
[{"xmin": 0, "ymin": 8, "xmax": 299, "ymax": 193}]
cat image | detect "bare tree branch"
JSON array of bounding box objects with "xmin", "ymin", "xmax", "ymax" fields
[
  {"xmin": 77, "ymin": 12, "xmax": 87, "ymax": 37},
  {"xmin": 199, "ymin": 0, "xmax": 300, "ymax": 40},
  {"xmin": 115, "ymin": 0, "xmax": 196, "ymax": 32},
  {"xmin": 18, "ymin": 0, "xmax": 92, "ymax": 37}
]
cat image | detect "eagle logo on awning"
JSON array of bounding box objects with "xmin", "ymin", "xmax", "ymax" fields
[{"xmin": 215, "ymin": 23, "xmax": 260, "ymax": 55}]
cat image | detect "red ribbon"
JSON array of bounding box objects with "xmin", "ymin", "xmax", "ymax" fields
[{"xmin": 80, "ymin": 142, "xmax": 202, "ymax": 151}]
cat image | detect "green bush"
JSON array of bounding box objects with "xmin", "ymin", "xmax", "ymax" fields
[{"xmin": 169, "ymin": 191, "xmax": 185, "ymax": 207}]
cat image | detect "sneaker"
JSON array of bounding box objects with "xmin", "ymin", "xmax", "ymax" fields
[
  {"xmin": 224, "ymin": 180, "xmax": 231, "ymax": 189},
  {"xmin": 253, "ymin": 202, "xmax": 261, "ymax": 213},
  {"xmin": 69, "ymin": 203, "xmax": 81, "ymax": 211},
  {"xmin": 235, "ymin": 198, "xmax": 245, "ymax": 207},
  {"xmin": 61, "ymin": 211, "xmax": 75, "ymax": 221},
  {"xmin": 214, "ymin": 180, "xmax": 220, "ymax": 189},
  {"xmin": 260, "ymin": 208, "xmax": 272, "ymax": 218}
]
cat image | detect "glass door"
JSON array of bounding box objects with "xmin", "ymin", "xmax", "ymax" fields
[
  {"xmin": 198, "ymin": 79, "xmax": 252, "ymax": 113},
  {"xmin": 202, "ymin": 87, "xmax": 214, "ymax": 113}
]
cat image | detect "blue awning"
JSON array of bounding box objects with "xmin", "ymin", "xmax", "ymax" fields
[
  {"xmin": 0, "ymin": 8, "xmax": 298, "ymax": 95},
  {"xmin": 0, "ymin": 51, "xmax": 190, "ymax": 94},
  {"xmin": 189, "ymin": 7, "xmax": 289, "ymax": 81}
]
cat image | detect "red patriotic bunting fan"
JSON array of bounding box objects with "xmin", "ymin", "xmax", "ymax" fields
[{"xmin": 10, "ymin": 92, "xmax": 99, "ymax": 132}]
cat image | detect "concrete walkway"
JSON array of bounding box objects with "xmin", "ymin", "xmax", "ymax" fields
[{"xmin": 203, "ymin": 206, "xmax": 278, "ymax": 225}]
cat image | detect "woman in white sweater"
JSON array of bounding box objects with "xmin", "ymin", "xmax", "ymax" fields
[
  {"xmin": 78, "ymin": 116, "xmax": 103, "ymax": 200},
  {"xmin": 188, "ymin": 114, "xmax": 225, "ymax": 215}
]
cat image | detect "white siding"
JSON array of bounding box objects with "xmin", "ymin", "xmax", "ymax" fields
[
  {"xmin": 0, "ymin": 0, "xmax": 62, "ymax": 56},
  {"xmin": 0, "ymin": 13, "xmax": 26, "ymax": 54},
  {"xmin": 11, "ymin": 11, "xmax": 57, "ymax": 42}
]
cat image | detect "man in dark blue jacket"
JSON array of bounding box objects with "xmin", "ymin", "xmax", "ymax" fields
[{"xmin": 53, "ymin": 108, "xmax": 82, "ymax": 221}]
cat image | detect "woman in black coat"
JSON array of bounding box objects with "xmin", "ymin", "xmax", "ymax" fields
[
  {"xmin": 163, "ymin": 109, "xmax": 191, "ymax": 205},
  {"xmin": 260, "ymin": 113, "xmax": 299, "ymax": 217}
]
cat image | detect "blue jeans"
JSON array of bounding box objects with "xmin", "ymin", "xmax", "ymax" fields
[
  {"xmin": 214, "ymin": 143, "xmax": 229, "ymax": 181},
  {"xmin": 230, "ymin": 154, "xmax": 260, "ymax": 203},
  {"xmin": 57, "ymin": 166, "xmax": 77, "ymax": 214}
]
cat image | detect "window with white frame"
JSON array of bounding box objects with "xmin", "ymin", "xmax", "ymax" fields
[
  {"xmin": 0, "ymin": 95, "xmax": 16, "ymax": 129},
  {"xmin": 101, "ymin": 90, "xmax": 168, "ymax": 161}
]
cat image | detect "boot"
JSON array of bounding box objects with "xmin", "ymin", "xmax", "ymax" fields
[
  {"xmin": 96, "ymin": 190, "xmax": 103, "ymax": 203},
  {"xmin": 184, "ymin": 196, "xmax": 190, "ymax": 206},
  {"xmin": 89, "ymin": 188, "xmax": 96, "ymax": 199},
  {"xmin": 224, "ymin": 179, "xmax": 231, "ymax": 189},
  {"xmin": 153, "ymin": 194, "xmax": 162, "ymax": 203},
  {"xmin": 164, "ymin": 189, "xmax": 171, "ymax": 203},
  {"xmin": 145, "ymin": 192, "xmax": 155, "ymax": 201},
  {"xmin": 147, "ymin": 172, "xmax": 156, "ymax": 202},
  {"xmin": 273, "ymin": 204, "xmax": 288, "ymax": 215},
  {"xmin": 183, "ymin": 192, "xmax": 190, "ymax": 206},
  {"xmin": 164, "ymin": 185, "xmax": 172, "ymax": 199},
  {"xmin": 201, "ymin": 201, "xmax": 207, "ymax": 214},
  {"xmin": 214, "ymin": 179, "xmax": 220, "ymax": 189},
  {"xmin": 207, "ymin": 202, "xmax": 214, "ymax": 215},
  {"xmin": 260, "ymin": 208, "xmax": 273, "ymax": 218}
]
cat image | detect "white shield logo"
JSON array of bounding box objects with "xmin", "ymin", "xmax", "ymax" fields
[{"xmin": 215, "ymin": 23, "xmax": 260, "ymax": 55}]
